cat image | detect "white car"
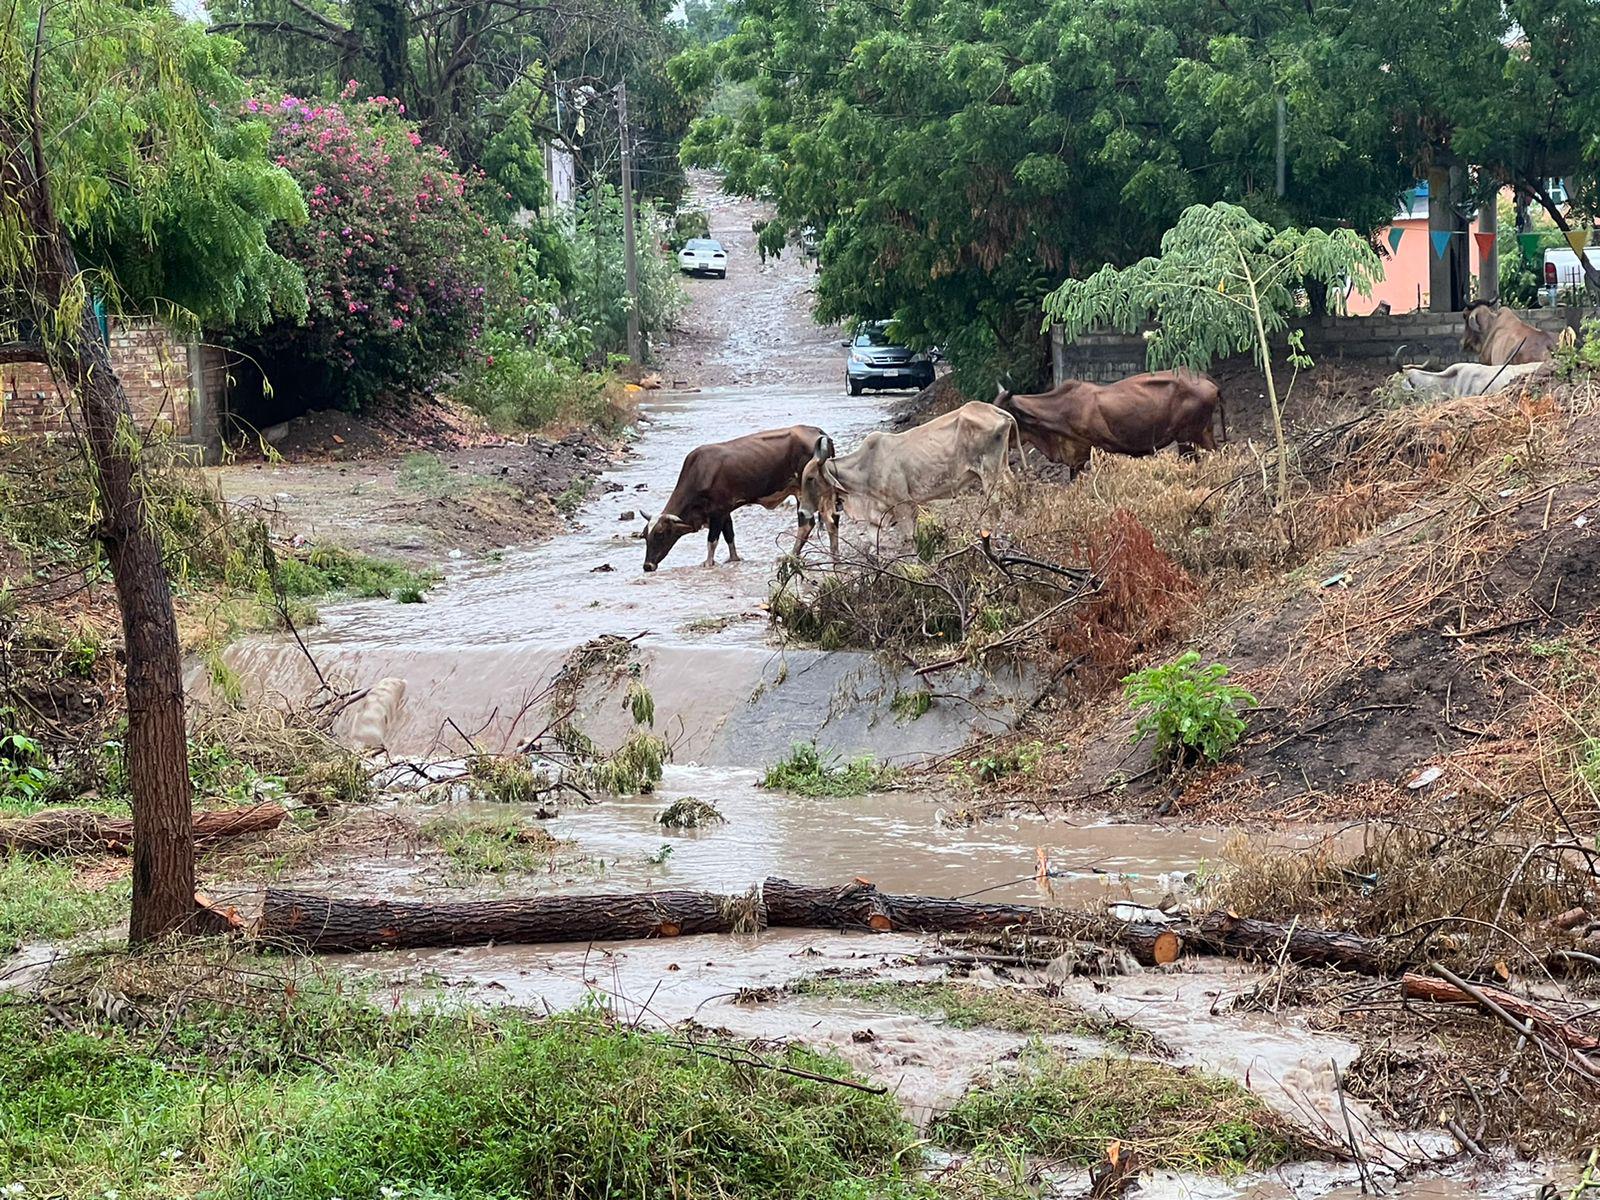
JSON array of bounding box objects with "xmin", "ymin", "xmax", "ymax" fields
[{"xmin": 678, "ymin": 237, "xmax": 727, "ymax": 278}]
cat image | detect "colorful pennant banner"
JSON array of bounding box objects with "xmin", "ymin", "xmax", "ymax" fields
[
  {"xmin": 1387, "ymin": 227, "xmax": 1405, "ymax": 254},
  {"xmin": 1518, "ymin": 233, "xmax": 1545, "ymax": 262},
  {"xmin": 1430, "ymin": 230, "xmax": 1454, "ymax": 260},
  {"xmin": 1474, "ymin": 231, "xmax": 1497, "ymax": 263},
  {"xmin": 1565, "ymin": 229, "xmax": 1591, "ymax": 254}
]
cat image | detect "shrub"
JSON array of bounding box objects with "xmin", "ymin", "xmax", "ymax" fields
[
  {"xmin": 234, "ymin": 86, "xmax": 508, "ymax": 409},
  {"xmin": 761, "ymin": 742, "xmax": 897, "ymax": 797},
  {"xmin": 1123, "ymin": 651, "xmax": 1256, "ymax": 766}
]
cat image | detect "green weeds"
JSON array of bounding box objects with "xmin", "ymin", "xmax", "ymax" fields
[
  {"xmin": 656, "ymin": 797, "xmax": 724, "ymax": 828},
  {"xmin": 0, "ymin": 997, "xmax": 920, "ymax": 1199},
  {"xmin": 0, "ymin": 856, "xmax": 128, "ymax": 953},
  {"xmin": 760, "ymin": 742, "xmax": 897, "ymax": 797},
  {"xmin": 421, "ymin": 812, "xmax": 565, "ymax": 880},
  {"xmin": 934, "ymin": 1049, "xmax": 1295, "ymax": 1173}
]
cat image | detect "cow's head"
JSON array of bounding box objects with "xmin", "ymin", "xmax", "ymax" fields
[
  {"xmin": 1462, "ymin": 300, "xmax": 1499, "ymax": 354},
  {"xmin": 641, "ymin": 511, "xmax": 690, "ymax": 572},
  {"xmin": 796, "ymin": 434, "xmax": 844, "ymax": 531},
  {"xmin": 993, "ymin": 380, "xmax": 1016, "ymax": 412}
]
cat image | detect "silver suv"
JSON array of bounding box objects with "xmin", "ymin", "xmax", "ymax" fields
[{"xmin": 844, "ymin": 322, "xmax": 935, "ymax": 395}]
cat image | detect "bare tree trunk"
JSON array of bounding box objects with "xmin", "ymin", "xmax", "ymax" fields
[{"xmin": 1, "ymin": 119, "xmax": 196, "ymax": 945}]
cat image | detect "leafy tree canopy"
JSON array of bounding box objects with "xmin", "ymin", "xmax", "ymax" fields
[
  {"xmin": 0, "ymin": 0, "xmax": 306, "ymax": 333},
  {"xmin": 674, "ymin": 0, "xmax": 1413, "ymax": 390}
]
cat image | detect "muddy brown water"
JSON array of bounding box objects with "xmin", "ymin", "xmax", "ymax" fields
[{"xmin": 192, "ymin": 177, "xmax": 1582, "ymax": 1197}]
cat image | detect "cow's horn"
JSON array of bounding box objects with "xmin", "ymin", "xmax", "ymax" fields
[{"xmin": 813, "ymin": 434, "xmax": 835, "ymax": 462}]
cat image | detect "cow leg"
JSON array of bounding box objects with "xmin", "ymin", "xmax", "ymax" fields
[
  {"xmin": 793, "ymin": 512, "xmax": 815, "ymax": 556},
  {"xmin": 704, "ymin": 514, "xmax": 723, "ymax": 567},
  {"xmin": 828, "ymin": 512, "xmax": 840, "ymax": 562},
  {"xmin": 723, "ymin": 513, "xmax": 741, "ymax": 563}
]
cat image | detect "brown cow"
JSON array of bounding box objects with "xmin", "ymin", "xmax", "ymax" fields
[
  {"xmin": 995, "ymin": 370, "xmax": 1223, "ymax": 475},
  {"xmin": 642, "ymin": 425, "xmax": 825, "ymax": 571},
  {"xmin": 1461, "ymin": 300, "xmax": 1559, "ymax": 365}
]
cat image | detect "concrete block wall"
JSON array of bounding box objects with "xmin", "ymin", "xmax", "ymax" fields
[
  {"xmin": 1, "ymin": 319, "xmax": 223, "ymax": 461},
  {"xmin": 1052, "ymin": 308, "xmax": 1579, "ymax": 384}
]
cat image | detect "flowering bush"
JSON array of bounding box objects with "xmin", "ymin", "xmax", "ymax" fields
[{"xmin": 235, "ymin": 85, "xmax": 509, "ymax": 408}]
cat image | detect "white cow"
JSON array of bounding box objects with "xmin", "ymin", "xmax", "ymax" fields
[
  {"xmin": 1397, "ymin": 361, "xmax": 1549, "ymax": 398},
  {"xmin": 794, "ymin": 401, "xmax": 1021, "ymax": 558}
]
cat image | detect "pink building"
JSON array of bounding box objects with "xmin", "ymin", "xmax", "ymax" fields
[{"xmin": 1348, "ymin": 183, "xmax": 1494, "ymax": 315}]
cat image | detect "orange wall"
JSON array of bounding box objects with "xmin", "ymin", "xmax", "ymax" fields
[{"xmin": 1350, "ymin": 215, "xmax": 1492, "ymax": 315}]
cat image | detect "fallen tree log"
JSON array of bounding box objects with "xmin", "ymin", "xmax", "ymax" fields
[
  {"xmin": 260, "ymin": 887, "xmax": 767, "ymax": 952},
  {"xmin": 1401, "ymin": 971, "xmax": 1600, "ymax": 1053},
  {"xmin": 762, "ymin": 877, "xmax": 1039, "ymax": 934},
  {"xmin": 1185, "ymin": 911, "xmax": 1398, "ymax": 975},
  {"xmin": 0, "ymin": 803, "xmax": 288, "ymax": 856}
]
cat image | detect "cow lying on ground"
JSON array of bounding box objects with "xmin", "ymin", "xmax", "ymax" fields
[
  {"xmin": 794, "ymin": 402, "xmax": 1020, "ymax": 558},
  {"xmin": 643, "ymin": 424, "xmax": 826, "ymax": 571},
  {"xmin": 1397, "ymin": 360, "xmax": 1548, "ymax": 397},
  {"xmin": 994, "ymin": 370, "xmax": 1223, "ymax": 475},
  {"xmin": 1461, "ymin": 301, "xmax": 1560, "ymax": 364}
]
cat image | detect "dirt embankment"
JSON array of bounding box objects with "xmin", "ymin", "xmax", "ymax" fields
[{"xmin": 213, "ymin": 393, "xmax": 627, "ymax": 568}]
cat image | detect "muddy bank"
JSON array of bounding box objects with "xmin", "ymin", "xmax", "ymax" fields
[{"xmin": 214, "ymin": 418, "xmax": 623, "ymax": 570}]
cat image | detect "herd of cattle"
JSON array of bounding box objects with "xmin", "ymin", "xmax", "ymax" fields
[{"xmin": 639, "ymin": 302, "xmax": 1570, "ymax": 572}]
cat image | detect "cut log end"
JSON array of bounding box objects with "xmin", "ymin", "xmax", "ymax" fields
[{"xmin": 1150, "ymin": 929, "xmax": 1182, "ymax": 965}]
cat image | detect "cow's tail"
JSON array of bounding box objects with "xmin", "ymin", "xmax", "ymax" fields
[
  {"xmin": 1213, "ymin": 386, "xmax": 1228, "ymax": 446},
  {"xmin": 1006, "ymin": 408, "xmax": 1024, "ymax": 462}
]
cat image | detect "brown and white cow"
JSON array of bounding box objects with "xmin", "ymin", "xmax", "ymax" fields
[
  {"xmin": 643, "ymin": 424, "xmax": 826, "ymax": 571},
  {"xmin": 995, "ymin": 370, "xmax": 1223, "ymax": 476},
  {"xmin": 1461, "ymin": 300, "xmax": 1559, "ymax": 365},
  {"xmin": 795, "ymin": 402, "xmax": 1021, "ymax": 558}
]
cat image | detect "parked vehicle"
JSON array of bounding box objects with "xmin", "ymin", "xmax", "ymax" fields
[
  {"xmin": 1543, "ymin": 245, "xmax": 1599, "ymax": 301},
  {"xmin": 843, "ymin": 322, "xmax": 935, "ymax": 395},
  {"xmin": 678, "ymin": 237, "xmax": 727, "ymax": 278}
]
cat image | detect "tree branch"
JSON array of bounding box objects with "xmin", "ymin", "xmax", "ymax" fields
[{"xmin": 207, "ymin": 19, "xmax": 363, "ymax": 53}]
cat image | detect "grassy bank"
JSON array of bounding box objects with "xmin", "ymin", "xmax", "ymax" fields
[{"xmin": 0, "ymin": 984, "xmax": 921, "ymax": 1199}]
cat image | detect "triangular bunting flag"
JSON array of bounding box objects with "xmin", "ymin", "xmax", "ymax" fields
[
  {"xmin": 1430, "ymin": 230, "xmax": 1453, "ymax": 260},
  {"xmin": 1475, "ymin": 231, "xmax": 1497, "ymax": 263},
  {"xmin": 1565, "ymin": 229, "xmax": 1591, "ymax": 254},
  {"xmin": 1518, "ymin": 233, "xmax": 1544, "ymax": 262},
  {"xmin": 1387, "ymin": 227, "xmax": 1405, "ymax": 254}
]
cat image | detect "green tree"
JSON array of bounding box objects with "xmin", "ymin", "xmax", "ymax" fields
[
  {"xmin": 674, "ymin": 0, "xmax": 1410, "ymax": 389},
  {"xmin": 1042, "ymin": 203, "xmax": 1381, "ymax": 505},
  {"xmin": 0, "ymin": 0, "xmax": 301, "ymax": 943}
]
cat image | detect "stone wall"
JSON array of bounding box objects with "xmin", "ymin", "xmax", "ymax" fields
[
  {"xmin": 1051, "ymin": 308, "xmax": 1580, "ymax": 384},
  {"xmin": 0, "ymin": 319, "xmax": 224, "ymax": 461}
]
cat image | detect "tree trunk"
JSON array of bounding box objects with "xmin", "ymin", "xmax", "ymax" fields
[
  {"xmin": 1400, "ymin": 972, "xmax": 1600, "ymax": 1053},
  {"xmin": 1, "ymin": 118, "xmax": 197, "ymax": 945},
  {"xmin": 260, "ymin": 887, "xmax": 766, "ymax": 952},
  {"xmin": 1187, "ymin": 911, "xmax": 1397, "ymax": 974},
  {"xmin": 0, "ymin": 803, "xmax": 287, "ymax": 856},
  {"xmin": 762, "ymin": 877, "xmax": 1041, "ymax": 933}
]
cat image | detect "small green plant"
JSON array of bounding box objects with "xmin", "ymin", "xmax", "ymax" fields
[
  {"xmin": 958, "ymin": 740, "xmax": 1044, "ymax": 785},
  {"xmin": 625, "ymin": 679, "xmax": 655, "ymax": 728},
  {"xmin": 645, "ymin": 842, "xmax": 675, "ymax": 865},
  {"xmin": 1555, "ymin": 316, "xmax": 1600, "ymax": 375},
  {"xmin": 1123, "ymin": 651, "xmax": 1256, "ymax": 766},
  {"xmin": 760, "ymin": 742, "xmax": 897, "ymax": 797},
  {"xmin": 0, "ymin": 727, "xmax": 52, "ymax": 813},
  {"xmin": 585, "ymin": 732, "xmax": 668, "ymax": 795},
  {"xmin": 468, "ymin": 754, "xmax": 551, "ymax": 804},
  {"xmin": 396, "ymin": 452, "xmax": 459, "ymax": 497},
  {"xmin": 890, "ymin": 689, "xmax": 933, "ymax": 722},
  {"xmin": 554, "ymin": 479, "xmax": 591, "ymax": 516},
  {"xmin": 422, "ymin": 813, "xmax": 564, "ymax": 879}
]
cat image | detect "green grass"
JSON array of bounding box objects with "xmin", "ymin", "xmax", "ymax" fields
[
  {"xmin": 890, "ymin": 689, "xmax": 933, "ymax": 722},
  {"xmin": 0, "ymin": 996, "xmax": 924, "ymax": 1199},
  {"xmin": 467, "ymin": 754, "xmax": 551, "ymax": 804},
  {"xmin": 0, "ymin": 855, "xmax": 128, "ymax": 953},
  {"xmin": 761, "ymin": 742, "xmax": 897, "ymax": 797},
  {"xmin": 933, "ymin": 1049, "xmax": 1296, "ymax": 1174},
  {"xmin": 420, "ymin": 812, "xmax": 566, "ymax": 880},
  {"xmin": 794, "ymin": 980, "xmax": 1158, "ymax": 1050},
  {"xmin": 270, "ymin": 545, "xmax": 437, "ymax": 604},
  {"xmin": 553, "ymin": 477, "xmax": 592, "ymax": 515},
  {"xmin": 656, "ymin": 797, "xmax": 725, "ymax": 828},
  {"xmin": 396, "ymin": 452, "xmax": 462, "ymax": 497}
]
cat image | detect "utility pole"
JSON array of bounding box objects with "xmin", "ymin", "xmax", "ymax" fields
[{"xmin": 617, "ymin": 80, "xmax": 642, "ymax": 365}]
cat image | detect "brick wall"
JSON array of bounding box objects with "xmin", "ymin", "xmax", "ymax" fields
[
  {"xmin": 1052, "ymin": 308, "xmax": 1580, "ymax": 384},
  {"xmin": 1, "ymin": 319, "xmax": 223, "ymax": 459}
]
